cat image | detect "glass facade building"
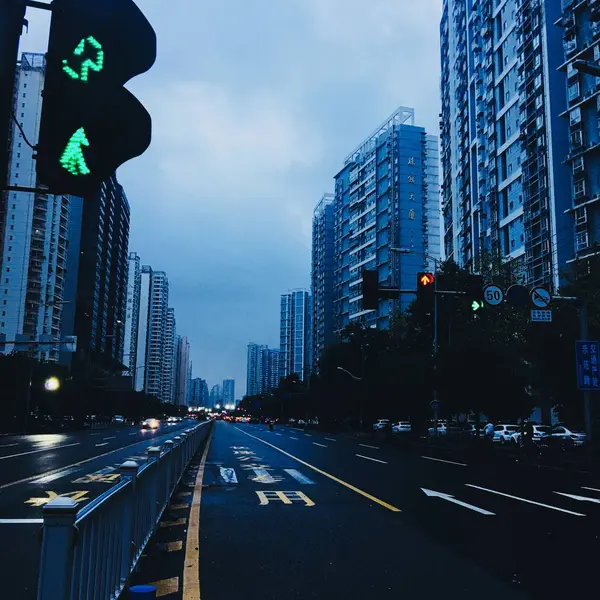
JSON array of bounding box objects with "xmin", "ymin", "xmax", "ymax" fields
[{"xmin": 280, "ymin": 290, "xmax": 311, "ymax": 381}]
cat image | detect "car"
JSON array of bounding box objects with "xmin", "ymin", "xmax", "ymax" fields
[
  {"xmin": 142, "ymin": 418, "xmax": 159, "ymax": 430},
  {"xmin": 549, "ymin": 425, "xmax": 586, "ymax": 446},
  {"xmin": 372, "ymin": 419, "xmax": 390, "ymax": 431},
  {"xmin": 392, "ymin": 421, "xmax": 411, "ymax": 434},
  {"xmin": 492, "ymin": 424, "xmax": 520, "ymax": 443},
  {"xmin": 427, "ymin": 423, "xmax": 447, "ymax": 436},
  {"xmin": 510, "ymin": 425, "xmax": 551, "ymax": 445},
  {"xmin": 112, "ymin": 415, "xmax": 124, "ymax": 424}
]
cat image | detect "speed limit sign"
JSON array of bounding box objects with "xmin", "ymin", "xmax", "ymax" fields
[{"xmin": 483, "ymin": 284, "xmax": 504, "ymax": 306}]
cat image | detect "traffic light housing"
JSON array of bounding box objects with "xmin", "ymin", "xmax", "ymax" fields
[
  {"xmin": 362, "ymin": 269, "xmax": 379, "ymax": 310},
  {"xmin": 465, "ymin": 274, "xmax": 484, "ymax": 311},
  {"xmin": 416, "ymin": 272, "xmax": 435, "ymax": 307},
  {"xmin": 36, "ymin": 0, "xmax": 157, "ymax": 196}
]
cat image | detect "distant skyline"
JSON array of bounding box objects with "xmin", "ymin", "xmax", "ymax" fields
[{"xmin": 18, "ymin": 0, "xmax": 442, "ymax": 395}]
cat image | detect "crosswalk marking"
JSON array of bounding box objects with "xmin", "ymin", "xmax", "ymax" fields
[{"xmin": 284, "ymin": 469, "xmax": 315, "ymax": 484}]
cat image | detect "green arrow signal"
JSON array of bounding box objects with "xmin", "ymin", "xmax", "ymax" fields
[
  {"xmin": 62, "ymin": 36, "xmax": 104, "ymax": 82},
  {"xmin": 60, "ymin": 128, "xmax": 91, "ymax": 176},
  {"xmin": 472, "ymin": 300, "xmax": 484, "ymax": 312}
]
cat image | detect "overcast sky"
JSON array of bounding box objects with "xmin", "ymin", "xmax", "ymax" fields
[{"xmin": 20, "ymin": 0, "xmax": 442, "ymax": 396}]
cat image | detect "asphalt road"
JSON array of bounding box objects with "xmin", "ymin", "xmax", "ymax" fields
[
  {"xmin": 195, "ymin": 422, "xmax": 600, "ymax": 600},
  {"xmin": 0, "ymin": 419, "xmax": 199, "ymax": 600}
]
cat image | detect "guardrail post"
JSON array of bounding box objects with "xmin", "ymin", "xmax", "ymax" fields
[
  {"xmin": 180, "ymin": 432, "xmax": 189, "ymax": 464},
  {"xmin": 173, "ymin": 437, "xmax": 183, "ymax": 482},
  {"xmin": 146, "ymin": 447, "xmax": 162, "ymax": 520},
  {"xmin": 119, "ymin": 461, "xmax": 139, "ymax": 581},
  {"xmin": 163, "ymin": 440, "xmax": 175, "ymax": 498},
  {"xmin": 37, "ymin": 497, "xmax": 79, "ymax": 600}
]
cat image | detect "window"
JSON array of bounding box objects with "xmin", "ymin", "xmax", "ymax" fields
[
  {"xmin": 570, "ymin": 107, "xmax": 581, "ymax": 125},
  {"xmin": 573, "ymin": 156, "xmax": 584, "ymax": 173},
  {"xmin": 568, "ymin": 82, "xmax": 580, "ymax": 101},
  {"xmin": 571, "ymin": 130, "xmax": 583, "ymax": 147},
  {"xmin": 536, "ymin": 115, "xmax": 544, "ymax": 129},
  {"xmin": 535, "ymin": 75, "xmax": 542, "ymax": 89},
  {"xmin": 574, "ymin": 179, "xmax": 586, "ymax": 199},
  {"xmin": 533, "ymin": 35, "xmax": 540, "ymax": 50},
  {"xmin": 575, "ymin": 207, "xmax": 587, "ymax": 225}
]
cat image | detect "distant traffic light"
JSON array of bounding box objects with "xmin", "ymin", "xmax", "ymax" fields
[
  {"xmin": 465, "ymin": 274, "xmax": 484, "ymax": 311},
  {"xmin": 416, "ymin": 272, "xmax": 435, "ymax": 307},
  {"xmin": 36, "ymin": 0, "xmax": 157, "ymax": 196},
  {"xmin": 362, "ymin": 269, "xmax": 379, "ymax": 310}
]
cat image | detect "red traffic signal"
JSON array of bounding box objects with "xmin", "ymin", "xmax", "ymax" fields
[{"xmin": 418, "ymin": 272, "xmax": 435, "ymax": 287}]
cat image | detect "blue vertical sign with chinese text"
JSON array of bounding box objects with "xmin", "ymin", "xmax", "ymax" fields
[{"xmin": 575, "ymin": 341, "xmax": 600, "ymax": 391}]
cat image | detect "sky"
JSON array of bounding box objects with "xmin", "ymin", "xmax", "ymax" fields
[{"xmin": 20, "ymin": 0, "xmax": 442, "ymax": 396}]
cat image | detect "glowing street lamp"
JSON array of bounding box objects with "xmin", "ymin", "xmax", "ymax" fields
[{"xmin": 44, "ymin": 377, "xmax": 61, "ymax": 392}]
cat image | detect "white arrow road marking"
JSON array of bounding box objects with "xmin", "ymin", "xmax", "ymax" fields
[
  {"xmin": 466, "ymin": 484, "xmax": 586, "ymax": 516},
  {"xmin": 219, "ymin": 467, "xmax": 238, "ymax": 484},
  {"xmin": 421, "ymin": 488, "xmax": 495, "ymax": 515},
  {"xmin": 582, "ymin": 487, "xmax": 600, "ymax": 493},
  {"xmin": 554, "ymin": 491, "xmax": 600, "ymax": 504}
]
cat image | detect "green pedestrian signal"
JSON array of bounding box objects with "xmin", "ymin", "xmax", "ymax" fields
[
  {"xmin": 62, "ymin": 36, "xmax": 104, "ymax": 82},
  {"xmin": 59, "ymin": 128, "xmax": 90, "ymax": 176}
]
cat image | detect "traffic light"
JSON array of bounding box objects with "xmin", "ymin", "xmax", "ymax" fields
[
  {"xmin": 465, "ymin": 274, "xmax": 484, "ymax": 312},
  {"xmin": 416, "ymin": 272, "xmax": 435, "ymax": 307},
  {"xmin": 0, "ymin": 0, "xmax": 26, "ymax": 188},
  {"xmin": 362, "ymin": 269, "xmax": 379, "ymax": 310},
  {"xmin": 36, "ymin": 0, "xmax": 157, "ymax": 197}
]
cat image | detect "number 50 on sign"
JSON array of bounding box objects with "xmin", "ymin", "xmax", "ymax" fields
[{"xmin": 483, "ymin": 284, "xmax": 504, "ymax": 307}]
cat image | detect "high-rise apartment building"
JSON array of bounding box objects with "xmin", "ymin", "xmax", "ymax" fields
[
  {"xmin": 123, "ymin": 252, "xmax": 141, "ymax": 384},
  {"xmin": 440, "ymin": 0, "xmax": 571, "ymax": 289},
  {"xmin": 311, "ymin": 193, "xmax": 335, "ymax": 371},
  {"xmin": 0, "ymin": 53, "xmax": 70, "ymax": 361},
  {"xmin": 71, "ymin": 175, "xmax": 130, "ymax": 373},
  {"xmin": 145, "ymin": 270, "xmax": 169, "ymax": 400},
  {"xmin": 174, "ymin": 335, "xmax": 190, "ymax": 406},
  {"xmin": 189, "ymin": 377, "xmax": 209, "ymax": 407},
  {"xmin": 261, "ymin": 347, "xmax": 280, "ymax": 392},
  {"xmin": 246, "ymin": 343, "xmax": 280, "ymax": 396},
  {"xmin": 333, "ymin": 106, "xmax": 439, "ymax": 331},
  {"xmin": 280, "ymin": 290, "xmax": 311, "ymax": 381},
  {"xmin": 558, "ymin": 0, "xmax": 600, "ymax": 270},
  {"xmin": 162, "ymin": 308, "xmax": 176, "ymax": 403},
  {"xmin": 222, "ymin": 379, "xmax": 235, "ymax": 407},
  {"xmin": 210, "ymin": 383, "xmax": 222, "ymax": 408},
  {"xmin": 134, "ymin": 265, "xmax": 152, "ymax": 392}
]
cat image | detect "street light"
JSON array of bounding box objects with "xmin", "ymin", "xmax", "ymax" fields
[
  {"xmin": 336, "ymin": 366, "xmax": 362, "ymax": 381},
  {"xmin": 44, "ymin": 376, "xmax": 61, "ymax": 392}
]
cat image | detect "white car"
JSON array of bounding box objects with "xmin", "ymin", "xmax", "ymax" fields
[
  {"xmin": 427, "ymin": 423, "xmax": 447, "ymax": 436},
  {"xmin": 492, "ymin": 424, "xmax": 520, "ymax": 443},
  {"xmin": 392, "ymin": 422, "xmax": 411, "ymax": 434},
  {"xmin": 373, "ymin": 419, "xmax": 390, "ymax": 431},
  {"xmin": 510, "ymin": 425, "xmax": 551, "ymax": 445},
  {"xmin": 549, "ymin": 425, "xmax": 586, "ymax": 446}
]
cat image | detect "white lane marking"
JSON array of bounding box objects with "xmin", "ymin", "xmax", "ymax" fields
[
  {"xmin": 554, "ymin": 491, "xmax": 600, "ymax": 504},
  {"xmin": 291, "ymin": 428, "xmax": 305, "ymax": 432},
  {"xmin": 466, "ymin": 484, "xmax": 586, "ymax": 516},
  {"xmin": 103, "ymin": 436, "xmax": 117, "ymax": 440},
  {"xmin": 95, "ymin": 442, "xmax": 109, "ymax": 447},
  {"xmin": 359, "ymin": 444, "xmax": 379, "ymax": 450},
  {"xmin": 32, "ymin": 466, "xmax": 80, "ymax": 484},
  {"xmin": 219, "ymin": 467, "xmax": 238, "ymax": 484},
  {"xmin": 325, "ymin": 438, "xmax": 336, "ymax": 442},
  {"xmin": 304, "ymin": 434, "xmax": 312, "ymax": 437},
  {"xmin": 251, "ymin": 468, "xmax": 276, "ymax": 484},
  {"xmin": 355, "ymin": 454, "xmax": 388, "ymax": 464},
  {"xmin": 422, "ymin": 488, "xmax": 495, "ymax": 515},
  {"xmin": 421, "ymin": 455, "xmax": 467, "ymax": 467},
  {"xmin": 284, "ymin": 469, "xmax": 315, "ymax": 484},
  {"xmin": 290, "ymin": 437, "xmax": 299, "ymax": 440},
  {"xmin": 0, "ymin": 443, "xmax": 19, "ymax": 448},
  {"xmin": 275, "ymin": 433, "xmax": 282, "ymax": 436},
  {"xmin": 582, "ymin": 487, "xmax": 600, "ymax": 493},
  {"xmin": 0, "ymin": 442, "xmax": 80, "ymax": 461},
  {"xmin": 313, "ymin": 442, "xmax": 328, "ymax": 448},
  {"xmin": 0, "ymin": 519, "xmax": 43, "ymax": 524},
  {"xmin": 129, "ymin": 432, "xmax": 139, "ymax": 436},
  {"xmin": 90, "ymin": 433, "xmax": 102, "ymax": 436}
]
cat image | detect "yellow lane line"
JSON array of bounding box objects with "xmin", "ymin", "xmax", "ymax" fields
[
  {"xmin": 235, "ymin": 427, "xmax": 401, "ymax": 513},
  {"xmin": 183, "ymin": 427, "xmax": 213, "ymax": 600}
]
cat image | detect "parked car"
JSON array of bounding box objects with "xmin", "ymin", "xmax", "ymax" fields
[
  {"xmin": 427, "ymin": 423, "xmax": 447, "ymax": 436},
  {"xmin": 492, "ymin": 424, "xmax": 520, "ymax": 443},
  {"xmin": 392, "ymin": 422, "xmax": 411, "ymax": 434},
  {"xmin": 549, "ymin": 425, "xmax": 586, "ymax": 446},
  {"xmin": 373, "ymin": 419, "xmax": 390, "ymax": 431},
  {"xmin": 510, "ymin": 425, "xmax": 551, "ymax": 445}
]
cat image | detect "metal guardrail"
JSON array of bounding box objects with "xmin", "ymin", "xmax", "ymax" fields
[{"xmin": 36, "ymin": 420, "xmax": 213, "ymax": 600}]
